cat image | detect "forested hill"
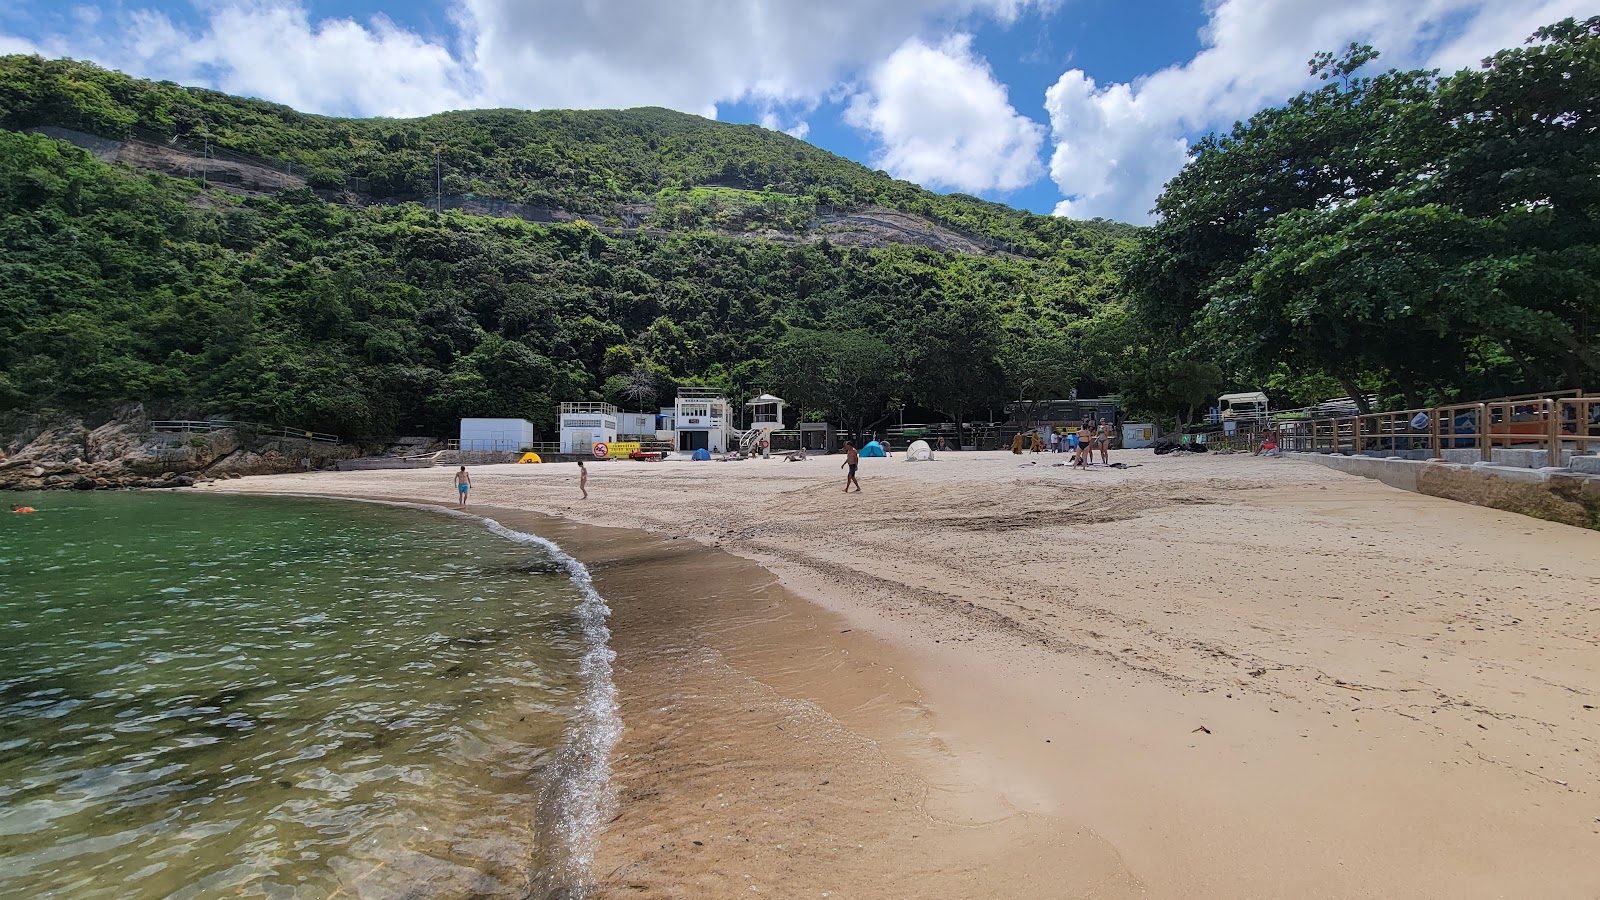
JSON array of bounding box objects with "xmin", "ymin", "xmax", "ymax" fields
[
  {"xmin": 0, "ymin": 56, "xmax": 1135, "ymax": 257},
  {"xmin": 0, "ymin": 56, "xmax": 1141, "ymax": 443}
]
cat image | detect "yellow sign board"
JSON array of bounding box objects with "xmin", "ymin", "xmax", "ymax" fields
[{"xmin": 593, "ymin": 441, "xmax": 641, "ymax": 459}]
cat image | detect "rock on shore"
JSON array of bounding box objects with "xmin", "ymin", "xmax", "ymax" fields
[{"xmin": 2, "ymin": 405, "xmax": 361, "ymax": 491}]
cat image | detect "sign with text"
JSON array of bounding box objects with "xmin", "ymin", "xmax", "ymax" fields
[{"xmin": 593, "ymin": 441, "xmax": 641, "ymax": 459}]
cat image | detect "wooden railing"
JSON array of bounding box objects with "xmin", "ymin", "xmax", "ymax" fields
[{"xmin": 1277, "ymin": 389, "xmax": 1592, "ymax": 467}]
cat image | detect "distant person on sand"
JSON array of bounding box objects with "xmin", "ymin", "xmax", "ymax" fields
[
  {"xmin": 841, "ymin": 441, "xmax": 861, "ymax": 492},
  {"xmin": 578, "ymin": 460, "xmax": 588, "ymax": 499},
  {"xmin": 937, "ymin": 436, "xmax": 948, "ymax": 453},
  {"xmin": 1097, "ymin": 419, "xmax": 1114, "ymax": 465},
  {"xmin": 454, "ymin": 466, "xmax": 471, "ymax": 509},
  {"xmin": 1077, "ymin": 422, "xmax": 1094, "ymax": 467},
  {"xmin": 1010, "ymin": 433, "xmax": 1024, "ymax": 454}
]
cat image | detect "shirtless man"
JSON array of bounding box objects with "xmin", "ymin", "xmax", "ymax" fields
[
  {"xmin": 840, "ymin": 441, "xmax": 861, "ymax": 492},
  {"xmin": 454, "ymin": 466, "xmax": 471, "ymax": 509}
]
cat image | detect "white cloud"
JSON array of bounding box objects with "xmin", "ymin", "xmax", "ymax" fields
[
  {"xmin": 1044, "ymin": 0, "xmax": 1595, "ymax": 222},
  {"xmin": 1, "ymin": 0, "xmax": 1040, "ymax": 117},
  {"xmin": 0, "ymin": 33, "xmax": 44, "ymax": 56},
  {"xmin": 845, "ymin": 34, "xmax": 1044, "ymax": 193}
]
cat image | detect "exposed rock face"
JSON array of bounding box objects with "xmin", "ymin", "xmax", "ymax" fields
[{"xmin": 2, "ymin": 407, "xmax": 362, "ymax": 491}]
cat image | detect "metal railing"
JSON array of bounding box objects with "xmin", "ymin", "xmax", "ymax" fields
[
  {"xmin": 1279, "ymin": 389, "xmax": 1591, "ymax": 467},
  {"xmin": 148, "ymin": 420, "xmax": 341, "ymax": 443}
]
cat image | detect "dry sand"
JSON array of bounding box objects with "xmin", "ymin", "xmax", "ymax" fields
[{"xmin": 206, "ymin": 450, "xmax": 1600, "ymax": 898}]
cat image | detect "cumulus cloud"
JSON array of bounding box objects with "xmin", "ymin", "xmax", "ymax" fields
[
  {"xmin": 845, "ymin": 34, "xmax": 1044, "ymax": 193},
  {"xmin": 0, "ymin": 0, "xmax": 1039, "ymax": 117},
  {"xmin": 1044, "ymin": 0, "xmax": 1595, "ymax": 222}
]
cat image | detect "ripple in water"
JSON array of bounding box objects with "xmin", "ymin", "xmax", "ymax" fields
[{"xmin": 0, "ymin": 492, "xmax": 618, "ymax": 898}]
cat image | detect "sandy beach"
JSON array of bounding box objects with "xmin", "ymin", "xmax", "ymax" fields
[{"xmin": 206, "ymin": 450, "xmax": 1600, "ymax": 898}]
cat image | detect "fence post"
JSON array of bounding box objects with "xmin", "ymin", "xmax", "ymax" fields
[
  {"xmin": 1547, "ymin": 399, "xmax": 1561, "ymax": 468},
  {"xmin": 1477, "ymin": 403, "xmax": 1490, "ymax": 462},
  {"xmin": 1429, "ymin": 409, "xmax": 1440, "ymax": 459},
  {"xmin": 1353, "ymin": 417, "xmax": 1363, "ymax": 455}
]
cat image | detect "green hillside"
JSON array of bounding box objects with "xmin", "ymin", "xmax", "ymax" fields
[
  {"xmin": 0, "ymin": 55, "xmax": 1134, "ymax": 257},
  {"xmin": 0, "ymin": 59, "xmax": 1140, "ymax": 440}
]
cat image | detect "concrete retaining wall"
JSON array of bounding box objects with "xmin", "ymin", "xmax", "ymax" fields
[
  {"xmin": 1289, "ymin": 452, "xmax": 1600, "ymax": 531},
  {"xmin": 334, "ymin": 458, "xmax": 437, "ymax": 472}
]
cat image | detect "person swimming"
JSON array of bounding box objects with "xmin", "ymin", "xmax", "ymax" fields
[{"xmin": 12, "ymin": 505, "xmax": 37, "ymax": 513}]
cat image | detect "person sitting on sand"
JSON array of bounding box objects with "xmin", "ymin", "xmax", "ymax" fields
[
  {"xmin": 785, "ymin": 449, "xmax": 808, "ymax": 462},
  {"xmin": 841, "ymin": 441, "xmax": 861, "ymax": 492},
  {"xmin": 454, "ymin": 466, "xmax": 471, "ymax": 509},
  {"xmin": 577, "ymin": 460, "xmax": 588, "ymax": 499}
]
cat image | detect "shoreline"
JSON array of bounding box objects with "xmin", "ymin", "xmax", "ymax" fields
[{"xmin": 203, "ymin": 451, "xmax": 1600, "ymax": 898}]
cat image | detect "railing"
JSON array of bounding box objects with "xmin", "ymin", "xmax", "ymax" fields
[
  {"xmin": 149, "ymin": 420, "xmax": 341, "ymax": 443},
  {"xmin": 1280, "ymin": 389, "xmax": 1590, "ymax": 467}
]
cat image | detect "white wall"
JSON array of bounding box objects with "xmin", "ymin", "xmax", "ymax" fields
[
  {"xmin": 559, "ymin": 414, "xmax": 618, "ymax": 454},
  {"xmin": 460, "ymin": 418, "xmax": 534, "ymax": 451}
]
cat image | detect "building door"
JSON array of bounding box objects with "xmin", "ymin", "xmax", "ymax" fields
[
  {"xmin": 570, "ymin": 432, "xmax": 591, "ymax": 455},
  {"xmin": 679, "ymin": 431, "xmax": 709, "ymax": 451}
]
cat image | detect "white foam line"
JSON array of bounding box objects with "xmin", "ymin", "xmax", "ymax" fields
[{"xmin": 472, "ymin": 514, "xmax": 621, "ymax": 896}]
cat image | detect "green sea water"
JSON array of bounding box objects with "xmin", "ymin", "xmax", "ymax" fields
[{"xmin": 0, "ymin": 491, "xmax": 617, "ymax": 899}]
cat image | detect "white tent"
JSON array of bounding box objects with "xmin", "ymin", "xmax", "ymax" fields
[{"xmin": 904, "ymin": 439, "xmax": 933, "ymax": 461}]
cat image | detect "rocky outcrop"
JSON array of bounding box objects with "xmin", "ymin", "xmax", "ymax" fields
[{"xmin": 2, "ymin": 406, "xmax": 362, "ymax": 491}]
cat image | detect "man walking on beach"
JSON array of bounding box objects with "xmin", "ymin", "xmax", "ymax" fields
[
  {"xmin": 841, "ymin": 441, "xmax": 861, "ymax": 492},
  {"xmin": 454, "ymin": 466, "xmax": 471, "ymax": 509},
  {"xmin": 577, "ymin": 460, "xmax": 588, "ymax": 499}
]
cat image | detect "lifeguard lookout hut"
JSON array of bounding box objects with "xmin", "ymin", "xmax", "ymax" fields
[
  {"xmin": 743, "ymin": 393, "xmax": 787, "ymax": 455},
  {"xmin": 673, "ymin": 388, "xmax": 735, "ymax": 453}
]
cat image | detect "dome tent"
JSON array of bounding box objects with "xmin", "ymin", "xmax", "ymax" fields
[
  {"xmin": 904, "ymin": 440, "xmax": 932, "ymax": 461},
  {"xmin": 691, "ymin": 448, "xmax": 712, "ymax": 461},
  {"xmin": 859, "ymin": 441, "xmax": 886, "ymax": 457}
]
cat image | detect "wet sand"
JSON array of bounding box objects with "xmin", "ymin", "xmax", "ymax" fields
[{"xmin": 208, "ymin": 451, "xmax": 1600, "ymax": 898}]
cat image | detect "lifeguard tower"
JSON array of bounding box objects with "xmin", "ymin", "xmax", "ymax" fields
[
  {"xmin": 743, "ymin": 393, "xmax": 787, "ymax": 456},
  {"xmin": 673, "ymin": 388, "xmax": 736, "ymax": 453}
]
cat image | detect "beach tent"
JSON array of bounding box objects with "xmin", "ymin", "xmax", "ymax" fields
[
  {"xmin": 860, "ymin": 441, "xmax": 886, "ymax": 457},
  {"xmin": 517, "ymin": 452, "xmax": 542, "ymax": 464},
  {"xmin": 691, "ymin": 448, "xmax": 712, "ymax": 461},
  {"xmin": 904, "ymin": 439, "xmax": 932, "ymax": 461}
]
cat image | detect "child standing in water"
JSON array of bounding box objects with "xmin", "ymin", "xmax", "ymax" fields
[
  {"xmin": 454, "ymin": 466, "xmax": 471, "ymax": 509},
  {"xmin": 577, "ymin": 460, "xmax": 588, "ymax": 499}
]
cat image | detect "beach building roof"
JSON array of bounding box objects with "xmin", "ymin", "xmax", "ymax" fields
[
  {"xmin": 746, "ymin": 393, "xmax": 784, "ymax": 405},
  {"xmin": 1218, "ymin": 391, "xmax": 1269, "ymax": 406}
]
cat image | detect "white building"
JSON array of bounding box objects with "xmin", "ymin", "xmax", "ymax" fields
[
  {"xmin": 617, "ymin": 411, "xmax": 657, "ymax": 440},
  {"xmin": 744, "ymin": 393, "xmax": 787, "ymax": 455},
  {"xmin": 459, "ymin": 418, "xmax": 534, "ymax": 451},
  {"xmin": 673, "ymin": 387, "xmax": 736, "ymax": 453},
  {"xmin": 558, "ymin": 402, "xmax": 618, "ymax": 454}
]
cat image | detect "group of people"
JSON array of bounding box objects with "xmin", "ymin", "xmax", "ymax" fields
[{"xmin": 1012, "ymin": 418, "xmax": 1116, "ymax": 467}]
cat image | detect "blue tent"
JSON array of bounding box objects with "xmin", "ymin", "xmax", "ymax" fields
[
  {"xmin": 691, "ymin": 448, "xmax": 712, "ymax": 461},
  {"xmin": 859, "ymin": 441, "xmax": 885, "ymax": 458}
]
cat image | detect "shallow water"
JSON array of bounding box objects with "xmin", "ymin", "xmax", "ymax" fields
[{"xmin": 0, "ymin": 492, "xmax": 608, "ymax": 898}]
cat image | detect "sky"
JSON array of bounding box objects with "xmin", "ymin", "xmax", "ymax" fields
[{"xmin": 0, "ymin": 0, "xmax": 1590, "ymax": 222}]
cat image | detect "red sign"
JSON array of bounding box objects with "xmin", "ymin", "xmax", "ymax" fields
[{"xmin": 591, "ymin": 442, "xmax": 609, "ymax": 458}]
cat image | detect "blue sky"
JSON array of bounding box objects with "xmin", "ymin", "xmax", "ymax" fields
[{"xmin": 1, "ymin": 0, "xmax": 1588, "ymax": 221}]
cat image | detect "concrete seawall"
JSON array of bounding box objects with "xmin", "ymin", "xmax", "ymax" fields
[{"xmin": 1290, "ymin": 452, "xmax": 1600, "ymax": 530}]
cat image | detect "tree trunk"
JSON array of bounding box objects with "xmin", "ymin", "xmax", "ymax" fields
[{"xmin": 1338, "ymin": 373, "xmax": 1371, "ymax": 416}]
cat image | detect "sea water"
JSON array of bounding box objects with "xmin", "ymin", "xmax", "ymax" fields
[{"xmin": 0, "ymin": 492, "xmax": 617, "ymax": 898}]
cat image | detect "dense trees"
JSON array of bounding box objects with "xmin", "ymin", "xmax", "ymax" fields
[
  {"xmin": 1126, "ymin": 17, "xmax": 1600, "ymax": 411},
  {"xmin": 0, "ymin": 128, "xmax": 1132, "ymax": 439}
]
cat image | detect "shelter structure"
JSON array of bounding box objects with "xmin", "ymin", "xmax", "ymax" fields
[
  {"xmin": 459, "ymin": 418, "xmax": 533, "ymax": 451},
  {"xmin": 743, "ymin": 393, "xmax": 787, "ymax": 455},
  {"xmin": 558, "ymin": 402, "xmax": 618, "ymax": 455},
  {"xmin": 1209, "ymin": 392, "xmax": 1271, "ymax": 426},
  {"xmin": 799, "ymin": 422, "xmax": 838, "ymax": 453},
  {"xmin": 673, "ymin": 388, "xmax": 735, "ymax": 453}
]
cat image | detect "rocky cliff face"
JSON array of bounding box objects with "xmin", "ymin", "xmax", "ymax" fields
[{"xmin": 1, "ymin": 406, "xmax": 363, "ymax": 491}]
